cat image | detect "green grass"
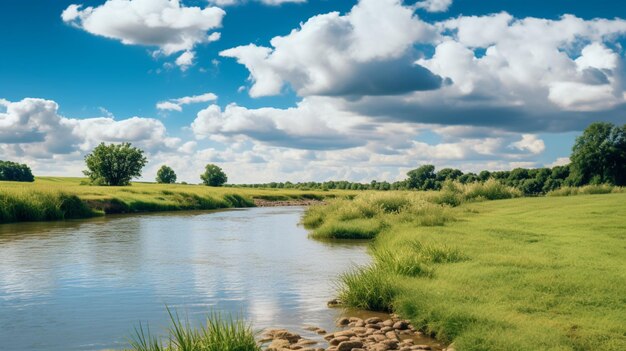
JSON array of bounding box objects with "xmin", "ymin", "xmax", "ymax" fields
[
  {"xmin": 0, "ymin": 177, "xmax": 356, "ymax": 223},
  {"xmin": 310, "ymin": 192, "xmax": 626, "ymax": 351},
  {"xmin": 127, "ymin": 308, "xmax": 260, "ymax": 351}
]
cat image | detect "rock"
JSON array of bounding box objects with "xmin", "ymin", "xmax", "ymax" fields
[
  {"xmin": 365, "ymin": 317, "xmax": 382, "ymax": 324},
  {"xmin": 267, "ymin": 339, "xmax": 291, "ymax": 351},
  {"xmin": 315, "ymin": 329, "xmax": 327, "ymax": 335},
  {"xmin": 393, "ymin": 320, "xmax": 409, "ymax": 330},
  {"xmin": 336, "ymin": 340, "xmax": 364, "ymax": 351},
  {"xmin": 330, "ymin": 336, "xmax": 350, "ymax": 346},
  {"xmin": 336, "ymin": 317, "xmax": 350, "ymax": 326},
  {"xmin": 327, "ymin": 299, "xmax": 340, "ymax": 307},
  {"xmin": 382, "ymin": 319, "xmax": 394, "ymax": 327}
]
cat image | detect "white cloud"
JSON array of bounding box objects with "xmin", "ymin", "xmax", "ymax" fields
[
  {"xmin": 62, "ymin": 0, "xmax": 225, "ymax": 68},
  {"xmin": 509, "ymin": 134, "xmax": 545, "ymax": 154},
  {"xmin": 0, "ymin": 98, "xmax": 180, "ymax": 161},
  {"xmin": 223, "ymin": 1, "xmax": 626, "ymax": 134},
  {"xmin": 547, "ymin": 157, "xmax": 570, "ymax": 168},
  {"xmin": 175, "ymin": 51, "xmax": 196, "ymax": 71},
  {"xmin": 220, "ymin": 0, "xmax": 441, "ymax": 97},
  {"xmin": 415, "ymin": 0, "xmax": 453, "ymax": 13},
  {"xmin": 209, "ymin": 0, "xmax": 305, "ymax": 6},
  {"xmin": 156, "ymin": 92, "xmax": 218, "ymax": 111}
]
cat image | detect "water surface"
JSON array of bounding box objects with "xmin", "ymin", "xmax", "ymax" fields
[{"xmin": 0, "ymin": 207, "xmax": 370, "ymax": 351}]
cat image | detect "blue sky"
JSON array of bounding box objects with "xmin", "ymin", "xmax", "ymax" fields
[{"xmin": 1, "ymin": 0, "xmax": 625, "ymax": 183}]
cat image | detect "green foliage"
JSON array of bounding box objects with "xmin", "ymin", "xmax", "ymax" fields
[
  {"xmin": 547, "ymin": 184, "xmax": 624, "ymax": 196},
  {"xmin": 568, "ymin": 122, "xmax": 626, "ymax": 186},
  {"xmin": 407, "ymin": 165, "xmax": 437, "ymax": 190},
  {"xmin": 156, "ymin": 165, "xmax": 177, "ymax": 184},
  {"xmin": 84, "ymin": 143, "xmax": 147, "ymax": 186},
  {"xmin": 201, "ymin": 164, "xmax": 228, "ymax": 187},
  {"xmin": 0, "ymin": 160, "xmax": 34, "ymax": 182},
  {"xmin": 127, "ymin": 308, "xmax": 260, "ymax": 351}
]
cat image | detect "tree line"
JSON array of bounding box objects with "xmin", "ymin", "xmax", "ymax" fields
[{"xmin": 0, "ymin": 122, "xmax": 624, "ymax": 192}]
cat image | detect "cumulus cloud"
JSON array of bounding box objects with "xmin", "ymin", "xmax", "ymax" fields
[
  {"xmin": 415, "ymin": 0, "xmax": 453, "ymax": 13},
  {"xmin": 209, "ymin": 0, "xmax": 305, "ymax": 5},
  {"xmin": 220, "ymin": 0, "xmax": 442, "ymax": 97},
  {"xmin": 223, "ymin": 0, "xmax": 626, "ymax": 133},
  {"xmin": 0, "ymin": 98, "xmax": 180, "ymax": 162},
  {"xmin": 156, "ymin": 92, "xmax": 218, "ymax": 111},
  {"xmin": 509, "ymin": 134, "xmax": 545, "ymax": 154},
  {"xmin": 62, "ymin": 0, "xmax": 225, "ymax": 68}
]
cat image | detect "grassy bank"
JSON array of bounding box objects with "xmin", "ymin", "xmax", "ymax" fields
[
  {"xmin": 305, "ymin": 191, "xmax": 626, "ymax": 350},
  {"xmin": 0, "ymin": 177, "xmax": 354, "ymax": 224}
]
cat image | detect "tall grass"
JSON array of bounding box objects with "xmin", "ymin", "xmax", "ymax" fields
[
  {"xmin": 127, "ymin": 309, "xmax": 260, "ymax": 351},
  {"xmin": 303, "ymin": 192, "xmax": 456, "ymax": 239},
  {"xmin": 547, "ymin": 184, "xmax": 625, "ymax": 196},
  {"xmin": 0, "ymin": 189, "xmax": 95, "ymax": 223},
  {"xmin": 336, "ymin": 265, "xmax": 398, "ymax": 312}
]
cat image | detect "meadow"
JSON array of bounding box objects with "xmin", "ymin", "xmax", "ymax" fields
[
  {"xmin": 303, "ymin": 185, "xmax": 626, "ymax": 351},
  {"xmin": 0, "ymin": 177, "xmax": 354, "ymax": 223}
]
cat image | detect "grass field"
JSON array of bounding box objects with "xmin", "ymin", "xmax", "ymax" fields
[
  {"xmin": 0, "ymin": 177, "xmax": 355, "ymax": 223},
  {"xmin": 305, "ymin": 191, "xmax": 626, "ymax": 351}
]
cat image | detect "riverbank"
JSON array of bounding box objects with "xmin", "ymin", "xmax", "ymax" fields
[
  {"xmin": 0, "ymin": 177, "xmax": 353, "ymax": 224},
  {"xmin": 303, "ymin": 192, "xmax": 626, "ymax": 350}
]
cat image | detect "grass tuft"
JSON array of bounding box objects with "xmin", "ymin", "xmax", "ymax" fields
[{"xmin": 126, "ymin": 308, "xmax": 260, "ymax": 351}]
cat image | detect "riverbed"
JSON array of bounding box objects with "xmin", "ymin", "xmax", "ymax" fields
[{"xmin": 0, "ymin": 207, "xmax": 371, "ymax": 351}]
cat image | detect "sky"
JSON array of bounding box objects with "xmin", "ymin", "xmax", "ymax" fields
[{"xmin": 1, "ymin": 0, "xmax": 626, "ymax": 184}]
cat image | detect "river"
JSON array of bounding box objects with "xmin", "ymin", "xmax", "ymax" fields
[{"xmin": 0, "ymin": 207, "xmax": 371, "ymax": 351}]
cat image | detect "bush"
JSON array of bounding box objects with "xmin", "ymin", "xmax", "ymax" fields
[{"xmin": 0, "ymin": 160, "xmax": 34, "ymax": 182}]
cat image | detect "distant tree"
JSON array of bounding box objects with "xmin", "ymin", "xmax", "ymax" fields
[
  {"xmin": 201, "ymin": 164, "xmax": 227, "ymax": 187},
  {"xmin": 478, "ymin": 170, "xmax": 491, "ymax": 182},
  {"xmin": 0, "ymin": 161, "xmax": 35, "ymax": 182},
  {"xmin": 436, "ymin": 168, "xmax": 463, "ymax": 182},
  {"xmin": 567, "ymin": 122, "xmax": 626, "ymax": 186},
  {"xmin": 83, "ymin": 143, "xmax": 147, "ymax": 186},
  {"xmin": 156, "ymin": 165, "xmax": 177, "ymax": 184},
  {"xmin": 407, "ymin": 165, "xmax": 437, "ymax": 190}
]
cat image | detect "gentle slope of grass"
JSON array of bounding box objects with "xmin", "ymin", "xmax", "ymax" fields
[
  {"xmin": 0, "ymin": 177, "xmax": 355, "ymax": 223},
  {"xmin": 309, "ymin": 192, "xmax": 626, "ymax": 351}
]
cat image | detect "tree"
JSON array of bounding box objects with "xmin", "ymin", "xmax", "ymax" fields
[
  {"xmin": 568, "ymin": 122, "xmax": 626, "ymax": 186},
  {"xmin": 436, "ymin": 168, "xmax": 463, "ymax": 182},
  {"xmin": 0, "ymin": 161, "xmax": 35, "ymax": 182},
  {"xmin": 83, "ymin": 143, "xmax": 147, "ymax": 186},
  {"xmin": 156, "ymin": 165, "xmax": 177, "ymax": 184},
  {"xmin": 407, "ymin": 165, "xmax": 437, "ymax": 190},
  {"xmin": 201, "ymin": 164, "xmax": 227, "ymax": 186}
]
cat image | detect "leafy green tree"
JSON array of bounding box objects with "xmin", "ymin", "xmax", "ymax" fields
[
  {"xmin": 568, "ymin": 122, "xmax": 626, "ymax": 186},
  {"xmin": 156, "ymin": 165, "xmax": 177, "ymax": 184},
  {"xmin": 478, "ymin": 170, "xmax": 491, "ymax": 182},
  {"xmin": 200, "ymin": 164, "xmax": 228, "ymax": 187},
  {"xmin": 407, "ymin": 165, "xmax": 437, "ymax": 190},
  {"xmin": 436, "ymin": 168, "xmax": 463, "ymax": 182},
  {"xmin": 83, "ymin": 143, "xmax": 147, "ymax": 186},
  {"xmin": 0, "ymin": 161, "xmax": 35, "ymax": 182}
]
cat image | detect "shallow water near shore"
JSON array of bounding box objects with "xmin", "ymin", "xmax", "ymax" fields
[{"xmin": 0, "ymin": 207, "xmax": 376, "ymax": 351}]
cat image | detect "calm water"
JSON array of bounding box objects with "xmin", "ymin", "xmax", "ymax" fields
[{"xmin": 0, "ymin": 207, "xmax": 370, "ymax": 351}]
